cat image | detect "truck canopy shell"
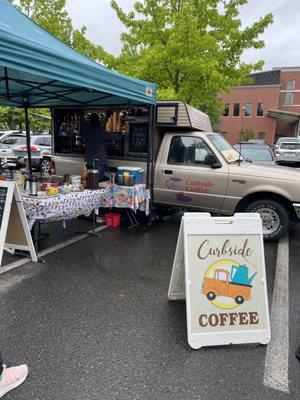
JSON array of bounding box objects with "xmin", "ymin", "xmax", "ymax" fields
[{"xmin": 156, "ymin": 101, "xmax": 212, "ymax": 132}]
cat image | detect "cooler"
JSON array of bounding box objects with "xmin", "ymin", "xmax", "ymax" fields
[{"xmin": 117, "ymin": 166, "xmax": 143, "ymax": 184}]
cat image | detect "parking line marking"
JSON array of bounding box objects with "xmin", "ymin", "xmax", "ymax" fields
[
  {"xmin": 0, "ymin": 225, "xmax": 108, "ymax": 275},
  {"xmin": 263, "ymin": 234, "xmax": 289, "ymax": 393}
]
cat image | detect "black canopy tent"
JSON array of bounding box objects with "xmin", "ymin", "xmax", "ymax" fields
[{"xmin": 0, "ymin": 0, "xmax": 157, "ymax": 185}]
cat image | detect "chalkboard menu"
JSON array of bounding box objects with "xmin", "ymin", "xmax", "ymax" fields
[
  {"xmin": 0, "ymin": 186, "xmax": 7, "ymax": 232},
  {"xmin": 128, "ymin": 123, "xmax": 148, "ymax": 154}
]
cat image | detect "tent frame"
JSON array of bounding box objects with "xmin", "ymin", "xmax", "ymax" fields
[
  {"xmin": 1, "ymin": 67, "xmax": 156, "ymax": 189},
  {"xmin": 50, "ymin": 103, "xmax": 156, "ymax": 191}
]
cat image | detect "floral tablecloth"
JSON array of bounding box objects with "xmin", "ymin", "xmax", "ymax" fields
[
  {"xmin": 100, "ymin": 183, "xmax": 150, "ymax": 214},
  {"xmin": 22, "ymin": 184, "xmax": 150, "ymax": 222}
]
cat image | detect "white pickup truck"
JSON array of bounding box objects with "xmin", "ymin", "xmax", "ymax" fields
[{"xmin": 53, "ymin": 101, "xmax": 300, "ymax": 241}]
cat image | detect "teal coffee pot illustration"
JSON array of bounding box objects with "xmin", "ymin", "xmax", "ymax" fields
[{"xmin": 230, "ymin": 264, "xmax": 257, "ymax": 286}]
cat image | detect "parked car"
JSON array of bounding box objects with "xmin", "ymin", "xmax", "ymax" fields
[
  {"xmin": 234, "ymin": 142, "xmax": 276, "ymax": 164},
  {"xmin": 274, "ymin": 136, "xmax": 300, "ymax": 150},
  {"xmin": 275, "ymin": 139, "xmax": 300, "ymax": 166},
  {"xmin": 247, "ymin": 139, "xmax": 266, "ymax": 145},
  {"xmin": 0, "ymin": 130, "xmax": 24, "ymax": 143},
  {"xmin": 0, "ymin": 134, "xmax": 53, "ymax": 172}
]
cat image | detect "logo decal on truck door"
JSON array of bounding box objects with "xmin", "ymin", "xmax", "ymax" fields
[{"xmin": 165, "ymin": 177, "xmax": 215, "ymax": 202}]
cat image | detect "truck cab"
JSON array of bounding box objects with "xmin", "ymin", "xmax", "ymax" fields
[{"xmin": 153, "ymin": 129, "xmax": 300, "ymax": 241}]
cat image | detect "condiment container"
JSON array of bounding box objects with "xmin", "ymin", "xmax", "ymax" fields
[
  {"xmin": 110, "ymin": 172, "xmax": 116, "ymax": 184},
  {"xmin": 123, "ymin": 171, "xmax": 130, "ymax": 186},
  {"xmin": 29, "ymin": 176, "xmax": 38, "ymax": 196},
  {"xmin": 87, "ymin": 160, "xmax": 99, "ymax": 190},
  {"xmin": 117, "ymin": 174, "xmax": 124, "ymax": 185},
  {"xmin": 128, "ymin": 175, "xmax": 135, "ymax": 187},
  {"xmin": 70, "ymin": 175, "xmax": 81, "ymax": 185}
]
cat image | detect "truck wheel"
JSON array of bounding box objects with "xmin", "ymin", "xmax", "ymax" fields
[
  {"xmin": 245, "ymin": 199, "xmax": 289, "ymax": 242},
  {"xmin": 39, "ymin": 158, "xmax": 51, "ymax": 173},
  {"xmin": 235, "ymin": 295, "xmax": 244, "ymax": 305},
  {"xmin": 206, "ymin": 292, "xmax": 216, "ymax": 301}
]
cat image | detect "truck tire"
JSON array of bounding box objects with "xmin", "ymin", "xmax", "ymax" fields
[
  {"xmin": 39, "ymin": 157, "xmax": 51, "ymax": 173},
  {"xmin": 245, "ymin": 199, "xmax": 289, "ymax": 242},
  {"xmin": 235, "ymin": 295, "xmax": 244, "ymax": 305},
  {"xmin": 206, "ymin": 292, "xmax": 216, "ymax": 301}
]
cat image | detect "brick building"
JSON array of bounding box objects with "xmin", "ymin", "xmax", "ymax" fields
[{"xmin": 218, "ymin": 67, "xmax": 300, "ymax": 146}]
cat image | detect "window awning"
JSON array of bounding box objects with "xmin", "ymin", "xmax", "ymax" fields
[
  {"xmin": 0, "ymin": 0, "xmax": 156, "ymax": 108},
  {"xmin": 267, "ymin": 109, "xmax": 300, "ymax": 123}
]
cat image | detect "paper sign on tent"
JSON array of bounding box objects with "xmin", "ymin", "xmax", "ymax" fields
[{"xmin": 168, "ymin": 213, "xmax": 271, "ymax": 349}]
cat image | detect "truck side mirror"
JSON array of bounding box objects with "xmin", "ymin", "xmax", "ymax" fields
[{"xmin": 205, "ymin": 154, "xmax": 222, "ymax": 169}]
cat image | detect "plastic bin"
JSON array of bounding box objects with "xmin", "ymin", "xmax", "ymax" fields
[
  {"xmin": 117, "ymin": 166, "xmax": 143, "ymax": 184},
  {"xmin": 105, "ymin": 213, "xmax": 121, "ymax": 228}
]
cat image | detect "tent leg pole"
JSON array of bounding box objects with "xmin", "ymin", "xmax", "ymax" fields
[
  {"xmin": 146, "ymin": 104, "xmax": 155, "ymax": 192},
  {"xmin": 146, "ymin": 106, "xmax": 152, "ymax": 189},
  {"xmin": 24, "ymin": 106, "xmax": 33, "ymax": 178},
  {"xmin": 150, "ymin": 105, "xmax": 156, "ymax": 197}
]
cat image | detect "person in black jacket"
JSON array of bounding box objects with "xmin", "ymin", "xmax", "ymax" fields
[{"xmin": 84, "ymin": 113, "xmax": 107, "ymax": 182}]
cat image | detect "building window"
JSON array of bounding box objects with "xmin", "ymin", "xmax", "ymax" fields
[
  {"xmin": 286, "ymin": 80, "xmax": 296, "ymax": 90},
  {"xmin": 258, "ymin": 132, "xmax": 265, "ymax": 140},
  {"xmin": 223, "ymin": 103, "xmax": 229, "ymax": 117},
  {"xmin": 284, "ymin": 80, "xmax": 295, "ymax": 105},
  {"xmin": 233, "ymin": 103, "xmax": 240, "ymax": 117},
  {"xmin": 257, "ymin": 102, "xmax": 265, "ymax": 116},
  {"xmin": 245, "ymin": 103, "xmax": 252, "ymax": 117}
]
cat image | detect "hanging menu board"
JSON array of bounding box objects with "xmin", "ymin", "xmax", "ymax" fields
[
  {"xmin": 168, "ymin": 213, "xmax": 271, "ymax": 349},
  {"xmin": 0, "ymin": 181, "xmax": 37, "ymax": 267}
]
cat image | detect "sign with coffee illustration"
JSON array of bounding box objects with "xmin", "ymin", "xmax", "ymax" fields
[{"xmin": 183, "ymin": 213, "xmax": 270, "ymax": 349}]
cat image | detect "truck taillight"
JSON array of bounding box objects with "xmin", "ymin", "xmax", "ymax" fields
[{"xmin": 19, "ymin": 145, "xmax": 38, "ymax": 152}]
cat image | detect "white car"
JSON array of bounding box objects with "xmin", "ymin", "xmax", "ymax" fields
[
  {"xmin": 0, "ymin": 133, "xmax": 53, "ymax": 172},
  {"xmin": 275, "ymin": 139, "xmax": 300, "ymax": 165}
]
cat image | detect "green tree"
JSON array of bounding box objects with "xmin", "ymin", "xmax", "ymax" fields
[
  {"xmin": 108, "ymin": 0, "xmax": 273, "ymax": 122},
  {"xmin": 19, "ymin": 0, "xmax": 73, "ymax": 44},
  {"xmin": 0, "ymin": 107, "xmax": 51, "ymax": 132},
  {"xmin": 3, "ymin": 0, "xmax": 109, "ymax": 131},
  {"xmin": 16, "ymin": 0, "xmax": 107, "ymax": 61},
  {"xmin": 240, "ymin": 128, "xmax": 255, "ymax": 142}
]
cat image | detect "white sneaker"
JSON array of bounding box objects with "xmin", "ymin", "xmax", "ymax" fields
[{"xmin": 0, "ymin": 364, "xmax": 28, "ymax": 398}]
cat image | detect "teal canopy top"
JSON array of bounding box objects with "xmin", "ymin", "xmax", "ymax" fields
[{"xmin": 0, "ymin": 0, "xmax": 156, "ymax": 107}]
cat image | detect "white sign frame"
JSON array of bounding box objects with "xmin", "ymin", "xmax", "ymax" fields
[
  {"xmin": 180, "ymin": 213, "xmax": 271, "ymax": 349},
  {"xmin": 168, "ymin": 213, "xmax": 211, "ymax": 300},
  {"xmin": 0, "ymin": 181, "xmax": 37, "ymax": 266}
]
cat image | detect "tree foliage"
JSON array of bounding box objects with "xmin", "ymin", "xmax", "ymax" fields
[
  {"xmin": 17, "ymin": 0, "xmax": 108, "ymax": 62},
  {"xmin": 240, "ymin": 128, "xmax": 255, "ymax": 142},
  {"xmin": 2, "ymin": 0, "xmax": 109, "ymax": 131},
  {"xmin": 108, "ymin": 0, "xmax": 273, "ymax": 122},
  {"xmin": 0, "ymin": 107, "xmax": 51, "ymax": 132}
]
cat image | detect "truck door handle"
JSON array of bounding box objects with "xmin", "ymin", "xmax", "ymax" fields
[{"xmin": 163, "ymin": 169, "xmax": 173, "ymax": 175}]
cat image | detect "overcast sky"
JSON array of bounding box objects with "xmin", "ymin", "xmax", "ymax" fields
[{"xmin": 66, "ymin": 0, "xmax": 300, "ymax": 71}]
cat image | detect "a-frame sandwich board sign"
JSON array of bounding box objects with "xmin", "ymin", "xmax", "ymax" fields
[
  {"xmin": 168, "ymin": 213, "xmax": 271, "ymax": 349},
  {"xmin": 0, "ymin": 181, "xmax": 37, "ymax": 267}
]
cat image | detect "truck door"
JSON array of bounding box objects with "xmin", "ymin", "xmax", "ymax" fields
[{"xmin": 154, "ymin": 134, "xmax": 228, "ymax": 212}]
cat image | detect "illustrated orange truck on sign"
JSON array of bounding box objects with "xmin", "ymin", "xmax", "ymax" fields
[{"xmin": 202, "ymin": 265, "xmax": 257, "ymax": 305}]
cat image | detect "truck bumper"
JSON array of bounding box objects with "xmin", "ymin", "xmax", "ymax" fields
[{"xmin": 292, "ymin": 203, "xmax": 300, "ymax": 219}]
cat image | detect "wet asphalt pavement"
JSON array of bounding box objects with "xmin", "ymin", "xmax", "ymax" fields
[{"xmin": 0, "ymin": 216, "xmax": 299, "ymax": 400}]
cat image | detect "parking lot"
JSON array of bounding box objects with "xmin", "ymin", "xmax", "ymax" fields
[{"xmin": 0, "ymin": 215, "xmax": 299, "ymax": 400}]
